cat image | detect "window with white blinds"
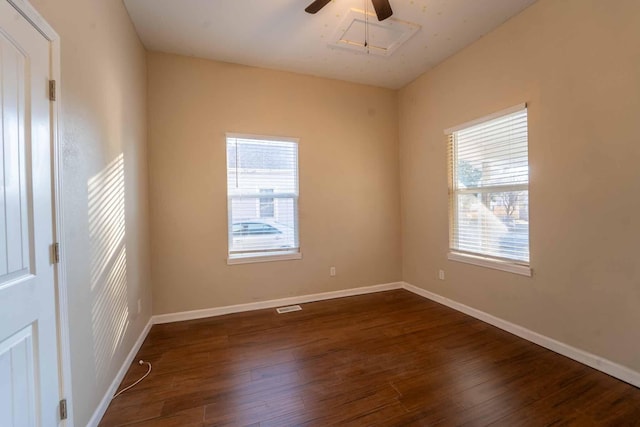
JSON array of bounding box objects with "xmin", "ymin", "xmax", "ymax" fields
[
  {"xmin": 226, "ymin": 134, "xmax": 299, "ymax": 261},
  {"xmin": 447, "ymin": 105, "xmax": 530, "ymax": 266}
]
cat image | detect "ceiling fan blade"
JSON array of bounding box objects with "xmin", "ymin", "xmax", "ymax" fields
[
  {"xmin": 371, "ymin": 0, "xmax": 393, "ymax": 21},
  {"xmin": 305, "ymin": 0, "xmax": 332, "ymax": 14}
]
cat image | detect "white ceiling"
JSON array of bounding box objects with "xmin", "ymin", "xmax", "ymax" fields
[{"xmin": 123, "ymin": 0, "xmax": 537, "ymax": 89}]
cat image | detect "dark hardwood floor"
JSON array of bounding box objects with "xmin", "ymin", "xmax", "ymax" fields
[{"xmin": 99, "ymin": 290, "xmax": 640, "ymax": 426}]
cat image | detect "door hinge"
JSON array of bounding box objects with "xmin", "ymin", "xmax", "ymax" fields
[
  {"xmin": 59, "ymin": 399, "xmax": 67, "ymax": 420},
  {"xmin": 52, "ymin": 243, "xmax": 60, "ymax": 264},
  {"xmin": 49, "ymin": 80, "xmax": 56, "ymax": 101}
]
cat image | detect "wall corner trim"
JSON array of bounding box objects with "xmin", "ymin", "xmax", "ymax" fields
[
  {"xmin": 87, "ymin": 317, "xmax": 154, "ymax": 427},
  {"xmin": 401, "ymin": 281, "xmax": 640, "ymax": 389},
  {"xmin": 152, "ymin": 282, "xmax": 405, "ymax": 324}
]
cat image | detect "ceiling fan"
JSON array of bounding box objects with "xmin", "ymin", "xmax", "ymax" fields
[{"xmin": 305, "ymin": 0, "xmax": 393, "ymax": 21}]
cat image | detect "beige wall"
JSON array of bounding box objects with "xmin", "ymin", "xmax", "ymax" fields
[
  {"xmin": 29, "ymin": 0, "xmax": 151, "ymax": 424},
  {"xmin": 21, "ymin": 0, "xmax": 640, "ymax": 422},
  {"xmin": 147, "ymin": 52, "xmax": 401, "ymax": 315},
  {"xmin": 400, "ymin": 0, "xmax": 640, "ymax": 372}
]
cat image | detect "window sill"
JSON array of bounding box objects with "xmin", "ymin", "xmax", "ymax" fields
[
  {"xmin": 447, "ymin": 252, "xmax": 532, "ymax": 277},
  {"xmin": 227, "ymin": 251, "xmax": 302, "ymax": 265}
]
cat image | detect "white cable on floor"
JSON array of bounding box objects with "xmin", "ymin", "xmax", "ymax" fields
[{"xmin": 112, "ymin": 360, "xmax": 152, "ymax": 399}]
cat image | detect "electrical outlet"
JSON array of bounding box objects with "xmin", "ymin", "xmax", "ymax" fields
[
  {"xmin": 438, "ymin": 270, "xmax": 445, "ymax": 280},
  {"xmin": 330, "ymin": 266, "xmax": 336, "ymax": 277},
  {"xmin": 137, "ymin": 299, "xmax": 142, "ymax": 314}
]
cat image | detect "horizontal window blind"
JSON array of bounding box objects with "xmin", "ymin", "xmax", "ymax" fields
[
  {"xmin": 226, "ymin": 135, "xmax": 299, "ymax": 258},
  {"xmin": 448, "ymin": 108, "xmax": 530, "ymax": 264}
]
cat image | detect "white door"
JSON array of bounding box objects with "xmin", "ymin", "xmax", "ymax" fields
[{"xmin": 0, "ymin": 1, "xmax": 61, "ymax": 426}]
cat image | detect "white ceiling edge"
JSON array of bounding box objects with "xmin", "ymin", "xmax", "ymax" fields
[
  {"xmin": 124, "ymin": 0, "xmax": 539, "ymax": 90},
  {"xmin": 146, "ymin": 47, "xmax": 402, "ymax": 91}
]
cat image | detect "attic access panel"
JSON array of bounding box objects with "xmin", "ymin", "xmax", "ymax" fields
[{"xmin": 330, "ymin": 9, "xmax": 420, "ymax": 56}]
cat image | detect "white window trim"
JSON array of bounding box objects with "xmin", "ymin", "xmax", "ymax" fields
[
  {"xmin": 226, "ymin": 133, "xmax": 301, "ymax": 263},
  {"xmin": 446, "ymin": 103, "xmax": 530, "ymax": 272},
  {"xmin": 227, "ymin": 251, "xmax": 302, "ymax": 265},
  {"xmin": 448, "ymin": 251, "xmax": 532, "ymax": 277},
  {"xmin": 226, "ymin": 132, "xmax": 300, "ymax": 144},
  {"xmin": 443, "ymin": 103, "xmax": 527, "ymax": 135}
]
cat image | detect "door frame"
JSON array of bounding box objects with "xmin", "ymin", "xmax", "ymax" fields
[{"xmin": 6, "ymin": 0, "xmax": 74, "ymax": 424}]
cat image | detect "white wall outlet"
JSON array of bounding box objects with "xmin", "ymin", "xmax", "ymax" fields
[
  {"xmin": 137, "ymin": 298, "xmax": 142, "ymax": 314},
  {"xmin": 330, "ymin": 266, "xmax": 336, "ymax": 277},
  {"xmin": 438, "ymin": 270, "xmax": 445, "ymax": 280}
]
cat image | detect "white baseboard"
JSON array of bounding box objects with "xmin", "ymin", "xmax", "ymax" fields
[
  {"xmin": 402, "ymin": 282, "xmax": 640, "ymax": 389},
  {"xmin": 152, "ymin": 282, "xmax": 404, "ymax": 324},
  {"xmin": 87, "ymin": 317, "xmax": 154, "ymax": 427},
  {"xmin": 90, "ymin": 280, "xmax": 639, "ymax": 427},
  {"xmin": 90, "ymin": 283, "xmax": 401, "ymax": 425}
]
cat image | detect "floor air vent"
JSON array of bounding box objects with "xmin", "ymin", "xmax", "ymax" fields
[{"xmin": 276, "ymin": 305, "xmax": 302, "ymax": 314}]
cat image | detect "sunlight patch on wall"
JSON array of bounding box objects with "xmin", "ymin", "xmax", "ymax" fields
[
  {"xmin": 89, "ymin": 155, "xmax": 127, "ymax": 290},
  {"xmin": 88, "ymin": 154, "xmax": 130, "ymax": 382}
]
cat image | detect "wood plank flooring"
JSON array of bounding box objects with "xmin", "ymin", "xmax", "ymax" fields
[{"xmin": 99, "ymin": 290, "xmax": 640, "ymax": 426}]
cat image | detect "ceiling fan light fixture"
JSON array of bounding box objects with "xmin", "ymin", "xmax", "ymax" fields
[
  {"xmin": 305, "ymin": 0, "xmax": 393, "ymax": 21},
  {"xmin": 304, "ymin": 0, "xmax": 332, "ymax": 14},
  {"xmin": 371, "ymin": 0, "xmax": 393, "ymax": 21}
]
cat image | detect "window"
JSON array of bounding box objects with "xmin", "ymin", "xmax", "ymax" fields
[
  {"xmin": 259, "ymin": 189, "xmax": 275, "ymax": 218},
  {"xmin": 446, "ymin": 105, "xmax": 530, "ymax": 275},
  {"xmin": 226, "ymin": 134, "xmax": 300, "ymax": 264}
]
